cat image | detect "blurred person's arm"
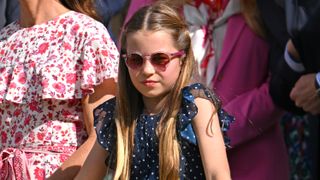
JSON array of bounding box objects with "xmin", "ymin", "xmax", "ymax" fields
[
  {"xmin": 47, "ymin": 78, "xmax": 116, "ymax": 180},
  {"xmin": 283, "ymin": 40, "xmax": 320, "ymax": 115}
]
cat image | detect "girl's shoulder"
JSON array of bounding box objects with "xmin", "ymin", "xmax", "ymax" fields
[
  {"xmin": 181, "ymin": 83, "xmax": 220, "ymax": 105},
  {"xmin": 179, "ymin": 83, "xmax": 235, "ymax": 147}
]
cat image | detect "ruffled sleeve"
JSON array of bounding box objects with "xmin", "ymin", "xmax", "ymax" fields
[
  {"xmin": 0, "ymin": 13, "xmax": 119, "ymax": 104},
  {"xmin": 178, "ymin": 83, "xmax": 235, "ymax": 148},
  {"xmin": 39, "ymin": 25, "xmax": 119, "ymax": 100},
  {"xmin": 76, "ymin": 29, "xmax": 119, "ymax": 95},
  {"xmin": 94, "ymin": 97, "xmax": 117, "ymax": 152}
]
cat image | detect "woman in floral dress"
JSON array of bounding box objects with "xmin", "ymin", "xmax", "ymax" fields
[{"xmin": 0, "ymin": 0, "xmax": 119, "ymax": 179}]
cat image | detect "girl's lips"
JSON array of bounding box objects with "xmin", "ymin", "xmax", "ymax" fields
[{"xmin": 142, "ymin": 80, "xmax": 158, "ymax": 87}]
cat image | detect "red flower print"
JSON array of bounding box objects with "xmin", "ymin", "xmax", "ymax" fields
[
  {"xmin": 0, "ymin": 67, "xmax": 5, "ymax": 73},
  {"xmin": 62, "ymin": 109, "xmax": 72, "ymax": 117},
  {"xmin": 48, "ymin": 112, "xmax": 53, "ymax": 119},
  {"xmin": 52, "ymin": 82, "xmax": 66, "ymax": 94},
  {"xmin": 14, "ymin": 131, "xmax": 23, "ymax": 144},
  {"xmin": 24, "ymin": 116, "xmax": 31, "ymax": 125},
  {"xmin": 66, "ymin": 73, "xmax": 76, "ymax": 84},
  {"xmin": 34, "ymin": 167, "xmax": 45, "ymax": 179},
  {"xmin": 18, "ymin": 72, "xmax": 26, "ymax": 84},
  {"xmin": 38, "ymin": 42, "xmax": 49, "ymax": 54},
  {"xmin": 1, "ymin": 132, "xmax": 7, "ymax": 143},
  {"xmin": 13, "ymin": 108, "xmax": 22, "ymax": 116},
  {"xmin": 29, "ymin": 101, "xmax": 38, "ymax": 111}
]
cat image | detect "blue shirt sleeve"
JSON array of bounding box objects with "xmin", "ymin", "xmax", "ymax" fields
[
  {"xmin": 94, "ymin": 97, "xmax": 117, "ymax": 152},
  {"xmin": 178, "ymin": 83, "xmax": 235, "ymax": 148}
]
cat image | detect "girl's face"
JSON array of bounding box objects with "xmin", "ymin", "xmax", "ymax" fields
[{"xmin": 125, "ymin": 30, "xmax": 182, "ymax": 101}]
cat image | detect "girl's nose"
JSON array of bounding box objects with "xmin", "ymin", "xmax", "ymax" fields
[{"xmin": 141, "ymin": 59, "xmax": 156, "ymax": 75}]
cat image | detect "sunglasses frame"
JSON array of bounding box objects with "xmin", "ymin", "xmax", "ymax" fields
[{"xmin": 122, "ymin": 50, "xmax": 185, "ymax": 71}]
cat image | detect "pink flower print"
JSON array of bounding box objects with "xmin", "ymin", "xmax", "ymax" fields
[
  {"xmin": 72, "ymin": 125, "xmax": 76, "ymax": 132},
  {"xmin": 34, "ymin": 167, "xmax": 45, "ymax": 179},
  {"xmin": 82, "ymin": 59, "xmax": 92, "ymax": 71},
  {"xmin": 38, "ymin": 42, "xmax": 49, "ymax": 54},
  {"xmin": 71, "ymin": 24, "xmax": 80, "ymax": 35},
  {"xmin": 54, "ymin": 125, "xmax": 62, "ymax": 131},
  {"xmin": 10, "ymin": 43, "xmax": 16, "ymax": 51},
  {"xmin": 63, "ymin": 42, "xmax": 72, "ymax": 50},
  {"xmin": 59, "ymin": 154, "xmax": 69, "ymax": 162},
  {"xmin": 41, "ymin": 78, "xmax": 49, "ymax": 88},
  {"xmin": 9, "ymin": 82, "xmax": 16, "ymax": 88},
  {"xmin": 36, "ymin": 132, "xmax": 45, "ymax": 141},
  {"xmin": 14, "ymin": 131, "xmax": 23, "ymax": 144},
  {"xmin": 1, "ymin": 132, "xmax": 7, "ymax": 143},
  {"xmin": 60, "ymin": 139, "xmax": 68, "ymax": 144},
  {"xmin": 28, "ymin": 131, "xmax": 35, "ymax": 142},
  {"xmin": 66, "ymin": 73, "xmax": 76, "ymax": 84},
  {"xmin": 59, "ymin": 18, "xmax": 67, "ymax": 24},
  {"xmin": 57, "ymin": 31, "xmax": 63, "ymax": 37},
  {"xmin": 18, "ymin": 72, "xmax": 26, "ymax": 84},
  {"xmin": 101, "ymin": 50, "xmax": 109, "ymax": 56},
  {"xmin": 29, "ymin": 61, "xmax": 36, "ymax": 68},
  {"xmin": 52, "ymin": 82, "xmax": 66, "ymax": 94}
]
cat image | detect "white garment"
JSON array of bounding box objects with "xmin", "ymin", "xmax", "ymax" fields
[{"xmin": 183, "ymin": 0, "xmax": 241, "ymax": 86}]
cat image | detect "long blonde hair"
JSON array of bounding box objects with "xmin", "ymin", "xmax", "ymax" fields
[{"xmin": 113, "ymin": 2, "xmax": 196, "ymax": 179}]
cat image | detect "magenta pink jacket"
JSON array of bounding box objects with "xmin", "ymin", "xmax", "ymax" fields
[
  {"xmin": 212, "ymin": 14, "xmax": 289, "ymax": 180},
  {"xmin": 124, "ymin": 0, "xmax": 155, "ymax": 25}
]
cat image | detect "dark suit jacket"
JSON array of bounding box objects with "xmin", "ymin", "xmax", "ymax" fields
[
  {"xmin": 291, "ymin": 2, "xmax": 320, "ymax": 72},
  {"xmin": 256, "ymin": 0, "xmax": 303, "ymax": 113},
  {"xmin": 258, "ymin": 0, "xmax": 320, "ymax": 114}
]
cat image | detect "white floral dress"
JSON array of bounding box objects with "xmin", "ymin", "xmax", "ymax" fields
[{"xmin": 0, "ymin": 11, "xmax": 119, "ymax": 179}]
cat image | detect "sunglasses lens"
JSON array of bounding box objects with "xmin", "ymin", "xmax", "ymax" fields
[
  {"xmin": 151, "ymin": 53, "xmax": 170, "ymax": 68},
  {"xmin": 126, "ymin": 53, "xmax": 143, "ymax": 69},
  {"xmin": 125, "ymin": 52, "xmax": 178, "ymax": 70}
]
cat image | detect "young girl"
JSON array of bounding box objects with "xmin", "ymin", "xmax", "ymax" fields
[
  {"xmin": 0, "ymin": 0, "xmax": 118, "ymax": 179},
  {"xmin": 76, "ymin": 2, "xmax": 233, "ymax": 180}
]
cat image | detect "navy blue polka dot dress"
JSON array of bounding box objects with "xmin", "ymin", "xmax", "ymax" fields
[{"xmin": 94, "ymin": 83, "xmax": 234, "ymax": 179}]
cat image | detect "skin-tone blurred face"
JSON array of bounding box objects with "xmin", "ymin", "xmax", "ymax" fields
[{"xmin": 126, "ymin": 30, "xmax": 182, "ymax": 106}]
